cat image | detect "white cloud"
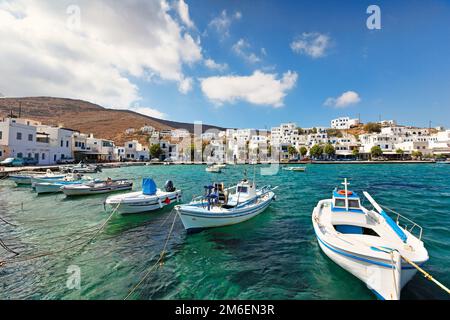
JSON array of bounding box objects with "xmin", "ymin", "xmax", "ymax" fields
[
  {"xmin": 232, "ymin": 39, "xmax": 261, "ymax": 64},
  {"xmin": 209, "ymin": 10, "xmax": 241, "ymax": 37},
  {"xmin": 178, "ymin": 77, "xmax": 193, "ymax": 94},
  {"xmin": 131, "ymin": 106, "xmax": 167, "ymax": 119},
  {"xmin": 200, "ymin": 70, "xmax": 298, "ymax": 107},
  {"xmin": 176, "ymin": 0, "xmax": 194, "ymax": 28},
  {"xmin": 324, "ymin": 91, "xmax": 361, "ymax": 108},
  {"xmin": 290, "ymin": 32, "xmax": 330, "ymax": 58},
  {"xmin": 0, "ymin": 0, "xmax": 202, "ymax": 108},
  {"xmin": 204, "ymin": 58, "xmax": 228, "ymax": 71}
]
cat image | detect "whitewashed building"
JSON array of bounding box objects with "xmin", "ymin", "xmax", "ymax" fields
[{"xmin": 330, "ymin": 117, "xmax": 360, "ymax": 129}]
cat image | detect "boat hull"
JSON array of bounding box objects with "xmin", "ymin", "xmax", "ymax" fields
[
  {"xmin": 62, "ymin": 183, "xmax": 132, "ymax": 196},
  {"xmin": 34, "ymin": 183, "xmax": 64, "ymax": 194},
  {"xmin": 10, "ymin": 175, "xmax": 32, "ymax": 185},
  {"xmin": 106, "ymin": 190, "xmax": 182, "ymax": 214},
  {"xmin": 176, "ymin": 192, "xmax": 274, "ymax": 231},
  {"xmin": 314, "ymin": 232, "xmax": 419, "ymax": 299}
]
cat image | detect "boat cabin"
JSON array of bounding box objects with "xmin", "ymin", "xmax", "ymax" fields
[
  {"xmin": 235, "ymin": 179, "xmax": 256, "ymax": 199},
  {"xmin": 331, "ymin": 189, "xmax": 363, "ymax": 213}
]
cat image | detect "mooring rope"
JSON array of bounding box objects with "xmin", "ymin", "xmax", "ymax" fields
[
  {"xmin": 124, "ymin": 209, "xmax": 178, "ymax": 300},
  {"xmin": 0, "ymin": 202, "xmax": 121, "ymax": 267},
  {"xmin": 0, "ymin": 237, "xmax": 19, "ymax": 256},
  {"xmin": 373, "ymin": 246, "xmax": 450, "ymax": 296}
]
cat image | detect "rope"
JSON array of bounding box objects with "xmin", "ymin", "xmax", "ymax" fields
[
  {"xmin": 400, "ymin": 254, "xmax": 450, "ymax": 295},
  {"xmin": 0, "ymin": 215, "xmax": 17, "ymax": 227},
  {"xmin": 124, "ymin": 209, "xmax": 178, "ymax": 300},
  {"xmin": 0, "ymin": 237, "xmax": 19, "ymax": 256},
  {"xmin": 0, "ymin": 202, "xmax": 121, "ymax": 267},
  {"xmin": 373, "ymin": 246, "xmax": 450, "ymax": 296}
]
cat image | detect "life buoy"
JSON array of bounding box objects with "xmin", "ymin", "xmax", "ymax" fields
[{"xmin": 338, "ymin": 190, "xmax": 353, "ymax": 196}]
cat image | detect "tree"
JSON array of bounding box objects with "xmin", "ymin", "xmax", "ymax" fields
[
  {"xmin": 411, "ymin": 150, "xmax": 423, "ymax": 160},
  {"xmin": 299, "ymin": 146, "xmax": 308, "ymax": 158},
  {"xmin": 352, "ymin": 148, "xmax": 360, "ymax": 159},
  {"xmin": 288, "ymin": 145, "xmax": 298, "ymax": 157},
  {"xmin": 396, "ymin": 148, "xmax": 405, "ymax": 160},
  {"xmin": 323, "ymin": 143, "xmax": 336, "ymax": 158},
  {"xmin": 364, "ymin": 122, "xmax": 382, "ymax": 133},
  {"xmin": 370, "ymin": 145, "xmax": 383, "ymax": 159},
  {"xmin": 310, "ymin": 144, "xmax": 323, "ymax": 159},
  {"xmin": 297, "ymin": 127, "xmax": 305, "ymax": 135},
  {"xmin": 149, "ymin": 144, "xmax": 163, "ymax": 159}
]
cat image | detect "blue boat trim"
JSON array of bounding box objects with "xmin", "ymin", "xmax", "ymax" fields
[
  {"xmin": 379, "ymin": 210, "xmax": 407, "ymax": 243},
  {"xmin": 315, "ymin": 230, "xmax": 423, "ymax": 270}
]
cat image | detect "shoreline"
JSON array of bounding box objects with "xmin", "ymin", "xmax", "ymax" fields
[{"xmin": 0, "ymin": 159, "xmax": 441, "ymax": 177}]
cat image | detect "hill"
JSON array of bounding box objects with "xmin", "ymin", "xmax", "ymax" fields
[{"xmin": 0, "ymin": 97, "xmax": 225, "ymax": 145}]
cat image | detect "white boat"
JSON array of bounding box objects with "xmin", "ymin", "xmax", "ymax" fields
[
  {"xmin": 30, "ymin": 170, "xmax": 67, "ymax": 187},
  {"xmin": 105, "ymin": 178, "xmax": 182, "ymax": 214},
  {"xmin": 283, "ymin": 166, "xmax": 306, "ymax": 172},
  {"xmin": 35, "ymin": 179, "xmax": 91, "ymax": 194},
  {"xmin": 205, "ymin": 165, "xmax": 221, "ymax": 173},
  {"xmin": 312, "ymin": 178, "xmax": 429, "ymax": 300},
  {"xmin": 62, "ymin": 179, "xmax": 133, "ymax": 196},
  {"xmin": 214, "ymin": 163, "xmax": 226, "ymax": 169},
  {"xmin": 175, "ymin": 178, "xmax": 278, "ymax": 232},
  {"xmin": 63, "ymin": 162, "xmax": 102, "ymax": 173},
  {"xmin": 9, "ymin": 172, "xmax": 42, "ymax": 185}
]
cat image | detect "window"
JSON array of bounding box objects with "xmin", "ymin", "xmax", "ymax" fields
[
  {"xmin": 237, "ymin": 186, "xmax": 248, "ymax": 193},
  {"xmin": 128, "ymin": 144, "xmax": 133, "ymax": 148},
  {"xmin": 28, "ymin": 153, "xmax": 32, "ymax": 158},
  {"xmin": 17, "ymin": 132, "xmax": 22, "ymax": 140},
  {"xmin": 348, "ymin": 199, "xmax": 360, "ymax": 209},
  {"xmin": 334, "ymin": 199, "xmax": 346, "ymax": 207},
  {"xmin": 17, "ymin": 152, "xmax": 23, "ymax": 158},
  {"xmin": 0, "ymin": 151, "xmax": 2, "ymax": 157},
  {"xmin": 28, "ymin": 134, "xmax": 33, "ymax": 141},
  {"xmin": 61, "ymin": 140, "xmax": 63, "ymax": 147},
  {"xmin": 54, "ymin": 155, "xmax": 57, "ymax": 161},
  {"xmin": 42, "ymin": 153, "xmax": 45, "ymax": 160},
  {"xmin": 66, "ymin": 141, "xmax": 69, "ymax": 148},
  {"xmin": 0, "ymin": 131, "xmax": 2, "ymax": 139}
]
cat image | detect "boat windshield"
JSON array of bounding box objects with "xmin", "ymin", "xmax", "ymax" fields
[
  {"xmin": 237, "ymin": 186, "xmax": 248, "ymax": 193},
  {"xmin": 334, "ymin": 198, "xmax": 361, "ymax": 209}
]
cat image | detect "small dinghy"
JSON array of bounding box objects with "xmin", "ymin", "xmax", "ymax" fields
[
  {"xmin": 312, "ymin": 178, "xmax": 429, "ymax": 300},
  {"xmin": 9, "ymin": 171, "xmax": 42, "ymax": 185},
  {"xmin": 62, "ymin": 179, "xmax": 133, "ymax": 196},
  {"xmin": 205, "ymin": 164, "xmax": 221, "ymax": 173},
  {"xmin": 283, "ymin": 166, "xmax": 306, "ymax": 172},
  {"xmin": 105, "ymin": 178, "xmax": 182, "ymax": 214},
  {"xmin": 175, "ymin": 178, "xmax": 278, "ymax": 232},
  {"xmin": 34, "ymin": 175, "xmax": 95, "ymax": 194},
  {"xmin": 30, "ymin": 170, "xmax": 68, "ymax": 187},
  {"xmin": 62, "ymin": 162, "xmax": 102, "ymax": 174}
]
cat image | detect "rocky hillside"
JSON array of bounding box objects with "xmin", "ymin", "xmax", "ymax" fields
[{"xmin": 0, "ymin": 97, "xmax": 225, "ymax": 145}]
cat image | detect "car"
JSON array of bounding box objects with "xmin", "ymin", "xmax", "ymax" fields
[
  {"xmin": 57, "ymin": 158, "xmax": 75, "ymax": 164},
  {"xmin": 23, "ymin": 157, "xmax": 39, "ymax": 166},
  {"xmin": 0, "ymin": 157, "xmax": 15, "ymax": 166},
  {"xmin": 11, "ymin": 158, "xmax": 24, "ymax": 166}
]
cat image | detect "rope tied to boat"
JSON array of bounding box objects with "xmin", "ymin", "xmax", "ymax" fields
[
  {"xmin": 0, "ymin": 201, "xmax": 122, "ymax": 267},
  {"xmin": 124, "ymin": 208, "xmax": 178, "ymax": 300},
  {"xmin": 374, "ymin": 246, "xmax": 450, "ymax": 296}
]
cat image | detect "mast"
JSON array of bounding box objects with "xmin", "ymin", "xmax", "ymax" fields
[{"xmin": 342, "ymin": 178, "xmax": 349, "ymax": 211}]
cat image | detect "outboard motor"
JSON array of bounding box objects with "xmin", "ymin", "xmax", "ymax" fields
[{"xmin": 164, "ymin": 180, "xmax": 175, "ymax": 192}]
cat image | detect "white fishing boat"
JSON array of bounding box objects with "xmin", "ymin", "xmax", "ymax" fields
[
  {"xmin": 30, "ymin": 170, "xmax": 67, "ymax": 187},
  {"xmin": 283, "ymin": 166, "xmax": 306, "ymax": 172},
  {"xmin": 214, "ymin": 163, "xmax": 226, "ymax": 169},
  {"xmin": 62, "ymin": 179, "xmax": 133, "ymax": 196},
  {"xmin": 105, "ymin": 178, "xmax": 182, "ymax": 214},
  {"xmin": 312, "ymin": 178, "xmax": 429, "ymax": 300},
  {"xmin": 175, "ymin": 178, "xmax": 278, "ymax": 232},
  {"xmin": 9, "ymin": 171, "xmax": 42, "ymax": 185},
  {"xmin": 63, "ymin": 162, "xmax": 102, "ymax": 173},
  {"xmin": 205, "ymin": 164, "xmax": 221, "ymax": 173},
  {"xmin": 35, "ymin": 179, "xmax": 92, "ymax": 194}
]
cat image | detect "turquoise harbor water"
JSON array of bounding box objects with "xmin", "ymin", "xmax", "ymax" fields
[{"xmin": 0, "ymin": 164, "xmax": 449, "ymax": 300}]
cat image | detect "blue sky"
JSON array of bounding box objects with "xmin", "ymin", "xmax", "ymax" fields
[
  {"xmin": 138, "ymin": 0, "xmax": 450, "ymax": 129},
  {"xmin": 1, "ymin": 0, "xmax": 450, "ymax": 129}
]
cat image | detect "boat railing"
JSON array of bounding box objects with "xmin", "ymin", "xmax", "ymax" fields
[
  {"xmin": 234, "ymin": 185, "xmax": 277, "ymax": 209},
  {"xmin": 381, "ymin": 205, "xmax": 423, "ymax": 240}
]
